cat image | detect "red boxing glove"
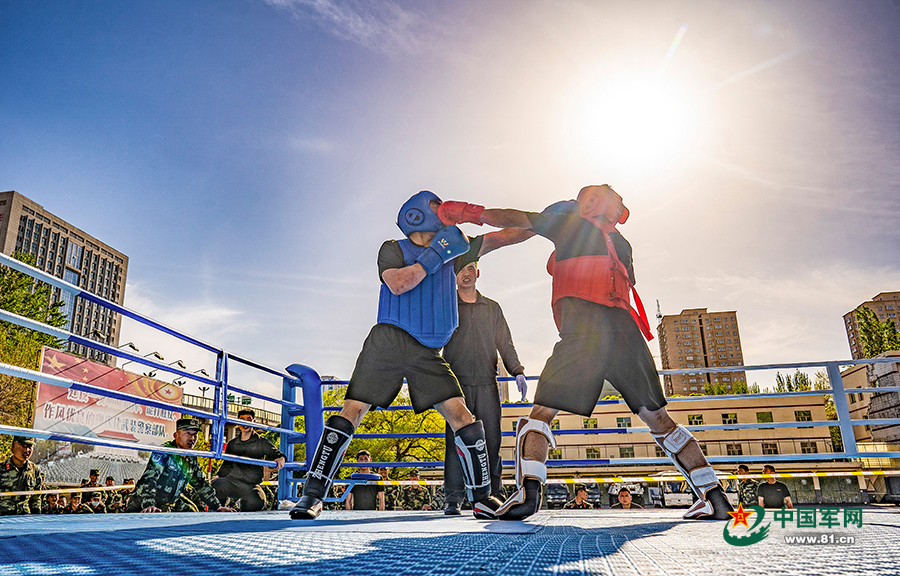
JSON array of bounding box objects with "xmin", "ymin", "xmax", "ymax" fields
[{"xmin": 436, "ymin": 201, "xmax": 485, "ymax": 226}]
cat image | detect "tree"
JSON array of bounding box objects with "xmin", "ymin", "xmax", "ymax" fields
[
  {"xmin": 0, "ymin": 252, "xmax": 68, "ymax": 455},
  {"xmin": 701, "ymin": 380, "xmax": 760, "ymax": 395},
  {"xmin": 774, "ymin": 370, "xmax": 813, "ymax": 392},
  {"xmin": 856, "ymin": 305, "xmax": 900, "ymax": 358},
  {"xmin": 292, "ymin": 386, "xmax": 446, "ymax": 480}
]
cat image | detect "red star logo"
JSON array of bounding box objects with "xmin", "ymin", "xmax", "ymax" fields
[{"xmin": 728, "ymin": 503, "xmax": 753, "ymax": 529}]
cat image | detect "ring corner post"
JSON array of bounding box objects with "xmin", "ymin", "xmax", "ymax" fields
[{"xmin": 283, "ymin": 363, "xmax": 324, "ymax": 500}]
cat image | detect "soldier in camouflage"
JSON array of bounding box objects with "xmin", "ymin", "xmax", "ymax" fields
[
  {"xmin": 399, "ymin": 469, "xmax": 433, "ymax": 511},
  {"xmin": 0, "ymin": 436, "xmax": 43, "ymax": 516},
  {"xmin": 64, "ymin": 493, "xmax": 94, "ymax": 514},
  {"xmin": 125, "ymin": 418, "xmax": 235, "ymax": 513},
  {"xmin": 378, "ymin": 467, "xmax": 401, "ymax": 510}
]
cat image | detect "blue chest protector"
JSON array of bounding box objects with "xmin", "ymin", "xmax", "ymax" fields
[{"xmin": 376, "ymin": 239, "xmax": 459, "ymax": 348}]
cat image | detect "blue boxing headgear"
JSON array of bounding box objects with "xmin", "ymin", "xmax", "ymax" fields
[{"xmin": 398, "ymin": 190, "xmax": 445, "ymax": 237}]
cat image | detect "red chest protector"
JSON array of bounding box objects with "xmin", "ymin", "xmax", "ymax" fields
[{"xmin": 546, "ymin": 219, "xmax": 653, "ymax": 341}]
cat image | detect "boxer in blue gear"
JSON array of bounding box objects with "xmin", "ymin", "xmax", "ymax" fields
[{"xmin": 291, "ymin": 190, "xmax": 532, "ymax": 521}]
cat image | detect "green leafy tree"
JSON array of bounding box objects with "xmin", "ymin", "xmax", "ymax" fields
[
  {"xmin": 774, "ymin": 370, "xmax": 813, "ymax": 392},
  {"xmin": 0, "ymin": 252, "xmax": 68, "ymax": 455},
  {"xmin": 292, "ymin": 386, "xmax": 445, "ymax": 480},
  {"xmin": 856, "ymin": 306, "xmax": 900, "ymax": 358},
  {"xmin": 701, "ymin": 379, "xmax": 760, "ymax": 395}
]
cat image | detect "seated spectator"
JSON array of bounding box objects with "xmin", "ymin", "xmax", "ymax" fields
[
  {"xmin": 345, "ymin": 450, "xmax": 385, "ymax": 511},
  {"xmin": 86, "ymin": 491, "xmax": 107, "ymax": 513},
  {"xmin": 212, "ymin": 409, "xmax": 285, "ymax": 512},
  {"xmin": 757, "ymin": 465, "xmax": 793, "ymax": 509},
  {"xmin": 610, "ymin": 487, "xmax": 643, "ymax": 509},
  {"xmin": 0, "ymin": 436, "xmax": 43, "ymax": 516},
  {"xmin": 399, "ymin": 469, "xmax": 433, "ymax": 511},
  {"xmin": 126, "ymin": 418, "xmax": 235, "ymax": 513},
  {"xmin": 107, "ymin": 493, "xmax": 126, "ymax": 513},
  {"xmin": 564, "ymin": 485, "xmax": 595, "ymax": 509},
  {"xmin": 736, "ymin": 464, "xmax": 759, "ymax": 507},
  {"xmin": 42, "ymin": 492, "xmax": 65, "ymax": 514},
  {"xmin": 65, "ymin": 493, "xmax": 93, "ymax": 514}
]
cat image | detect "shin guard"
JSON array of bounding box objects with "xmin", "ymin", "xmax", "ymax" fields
[
  {"xmin": 454, "ymin": 420, "xmax": 491, "ymax": 503},
  {"xmin": 653, "ymin": 424, "xmax": 732, "ymax": 520},
  {"xmin": 496, "ymin": 417, "xmax": 556, "ymax": 520},
  {"xmin": 304, "ymin": 415, "xmax": 354, "ymax": 498}
]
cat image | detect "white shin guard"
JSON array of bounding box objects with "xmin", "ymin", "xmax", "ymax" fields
[
  {"xmin": 496, "ymin": 417, "xmax": 556, "ymax": 514},
  {"xmin": 652, "ymin": 425, "xmax": 720, "ymax": 501}
]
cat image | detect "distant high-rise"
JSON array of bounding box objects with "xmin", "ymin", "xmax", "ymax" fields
[
  {"xmin": 843, "ymin": 292, "xmax": 900, "ymax": 359},
  {"xmin": 0, "ymin": 190, "xmax": 128, "ymax": 364},
  {"xmin": 657, "ymin": 308, "xmax": 746, "ymax": 396}
]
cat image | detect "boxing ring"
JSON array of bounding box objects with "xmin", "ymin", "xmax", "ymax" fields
[
  {"xmin": 2, "ymin": 508, "xmax": 899, "ymax": 575},
  {"xmin": 3, "ymin": 251, "xmax": 900, "ymax": 574}
]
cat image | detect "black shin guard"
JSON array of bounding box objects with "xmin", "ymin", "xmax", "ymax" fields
[
  {"xmin": 303, "ymin": 415, "xmax": 354, "ymax": 498},
  {"xmin": 454, "ymin": 420, "xmax": 491, "ymax": 503}
]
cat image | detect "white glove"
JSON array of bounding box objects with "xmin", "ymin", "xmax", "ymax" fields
[{"xmin": 515, "ymin": 374, "xmax": 528, "ymax": 402}]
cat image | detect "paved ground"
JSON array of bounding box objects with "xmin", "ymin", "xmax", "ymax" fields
[{"xmin": 1, "ymin": 507, "xmax": 898, "ymax": 575}]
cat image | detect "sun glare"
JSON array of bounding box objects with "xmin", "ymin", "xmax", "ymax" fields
[{"xmin": 565, "ymin": 72, "xmax": 701, "ymax": 177}]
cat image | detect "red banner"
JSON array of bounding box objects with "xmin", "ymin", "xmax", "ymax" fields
[{"xmin": 35, "ymin": 348, "xmax": 182, "ymax": 443}]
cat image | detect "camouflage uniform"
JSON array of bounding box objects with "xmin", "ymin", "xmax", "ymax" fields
[
  {"xmin": 64, "ymin": 501, "xmax": 94, "ymax": 514},
  {"xmin": 400, "ymin": 485, "xmax": 433, "ymax": 511},
  {"xmin": 0, "ymin": 457, "xmax": 43, "ymax": 515},
  {"xmin": 738, "ymin": 479, "xmax": 759, "ymax": 507},
  {"xmin": 384, "ymin": 485, "xmax": 401, "ymax": 510},
  {"xmin": 125, "ymin": 440, "xmax": 221, "ymax": 512}
]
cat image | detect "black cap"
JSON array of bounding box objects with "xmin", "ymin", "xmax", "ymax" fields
[
  {"xmin": 176, "ymin": 417, "xmax": 201, "ymax": 431},
  {"xmin": 13, "ymin": 436, "xmax": 35, "ymax": 446},
  {"xmin": 106, "ymin": 476, "xmax": 115, "ymax": 482},
  {"xmin": 89, "ymin": 469, "xmax": 100, "ymax": 476}
]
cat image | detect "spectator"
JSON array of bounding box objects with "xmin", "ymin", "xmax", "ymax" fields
[
  {"xmin": 0, "ymin": 436, "xmax": 43, "ymax": 516},
  {"xmin": 736, "ymin": 464, "xmax": 759, "ymax": 508},
  {"xmin": 610, "ymin": 487, "xmax": 643, "ymax": 509},
  {"xmin": 65, "ymin": 493, "xmax": 93, "ymax": 514},
  {"xmin": 212, "ymin": 409, "xmax": 285, "ymax": 511},
  {"xmin": 87, "ymin": 491, "xmax": 107, "ymax": 513},
  {"xmin": 102, "ymin": 475, "xmax": 116, "ymax": 508},
  {"xmin": 86, "ymin": 469, "xmax": 101, "ymax": 488},
  {"xmin": 345, "ymin": 450, "xmax": 385, "ymax": 511},
  {"xmin": 564, "ymin": 485, "xmax": 595, "ymax": 509},
  {"xmin": 42, "ymin": 492, "xmax": 65, "ymax": 514},
  {"xmin": 378, "ymin": 466, "xmax": 400, "ymax": 510},
  {"xmin": 400, "ymin": 469, "xmax": 433, "ymax": 511},
  {"xmin": 757, "ymin": 465, "xmax": 793, "ymax": 509},
  {"xmin": 107, "ymin": 493, "xmax": 126, "ymax": 513},
  {"xmin": 126, "ymin": 417, "xmax": 235, "ymax": 513}
]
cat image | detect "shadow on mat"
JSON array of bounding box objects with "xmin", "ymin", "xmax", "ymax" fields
[{"xmin": 0, "ymin": 516, "xmax": 681, "ymax": 575}]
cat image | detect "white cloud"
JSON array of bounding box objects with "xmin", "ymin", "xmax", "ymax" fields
[{"xmin": 263, "ymin": 0, "xmax": 445, "ymax": 55}]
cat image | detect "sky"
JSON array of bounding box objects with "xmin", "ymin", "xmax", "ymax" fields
[{"xmin": 2, "ymin": 0, "xmax": 899, "ymax": 402}]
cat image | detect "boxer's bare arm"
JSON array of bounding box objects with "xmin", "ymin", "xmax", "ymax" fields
[
  {"xmin": 479, "ymin": 208, "xmax": 533, "ymax": 230},
  {"xmin": 478, "ymin": 227, "xmax": 536, "ymax": 257},
  {"xmin": 382, "ymin": 264, "xmax": 427, "ymax": 295}
]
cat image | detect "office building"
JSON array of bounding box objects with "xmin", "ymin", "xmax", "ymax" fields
[
  {"xmin": 657, "ymin": 308, "xmax": 746, "ymax": 396},
  {"xmin": 0, "ymin": 190, "xmax": 128, "ymax": 364}
]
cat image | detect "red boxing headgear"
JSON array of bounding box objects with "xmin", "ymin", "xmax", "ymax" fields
[{"xmin": 576, "ymin": 184, "xmax": 629, "ymax": 225}]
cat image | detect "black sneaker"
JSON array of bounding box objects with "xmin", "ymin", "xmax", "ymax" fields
[
  {"xmin": 289, "ymin": 495, "xmax": 323, "ymax": 520},
  {"xmin": 443, "ymin": 502, "xmax": 461, "ymax": 516}
]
